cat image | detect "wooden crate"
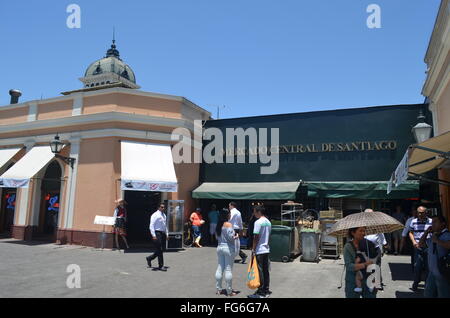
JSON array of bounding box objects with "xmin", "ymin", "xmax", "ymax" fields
[{"xmin": 320, "ymin": 210, "xmax": 335, "ymax": 219}]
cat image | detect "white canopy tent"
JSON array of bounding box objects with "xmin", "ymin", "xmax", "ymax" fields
[{"xmin": 121, "ymin": 141, "xmax": 178, "ymax": 192}]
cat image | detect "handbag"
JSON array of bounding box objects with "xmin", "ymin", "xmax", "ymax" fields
[{"xmin": 246, "ymin": 255, "xmax": 260, "ymax": 290}]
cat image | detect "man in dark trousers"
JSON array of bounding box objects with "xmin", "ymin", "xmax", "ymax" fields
[
  {"xmin": 146, "ymin": 203, "xmax": 168, "ymax": 271},
  {"xmin": 248, "ymin": 205, "xmax": 272, "ymax": 298},
  {"xmin": 409, "ymin": 206, "xmax": 432, "ymax": 291}
]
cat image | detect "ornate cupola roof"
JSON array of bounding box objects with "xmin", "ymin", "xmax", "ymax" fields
[{"xmin": 69, "ymin": 36, "xmax": 140, "ymax": 94}]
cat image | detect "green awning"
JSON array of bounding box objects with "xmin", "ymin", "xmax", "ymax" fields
[
  {"xmin": 192, "ymin": 182, "xmax": 301, "ymax": 200},
  {"xmin": 306, "ymin": 181, "xmax": 419, "ymax": 199}
]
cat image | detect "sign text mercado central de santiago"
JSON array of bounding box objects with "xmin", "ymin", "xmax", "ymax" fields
[{"xmin": 222, "ymin": 140, "xmax": 398, "ymax": 156}]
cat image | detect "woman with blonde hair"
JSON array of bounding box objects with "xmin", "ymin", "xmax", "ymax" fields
[{"xmin": 113, "ymin": 198, "xmax": 130, "ymax": 250}]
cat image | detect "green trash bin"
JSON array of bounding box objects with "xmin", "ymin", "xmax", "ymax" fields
[{"xmin": 269, "ymin": 225, "xmax": 300, "ymax": 262}]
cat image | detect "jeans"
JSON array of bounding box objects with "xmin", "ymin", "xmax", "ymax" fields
[
  {"xmin": 424, "ymin": 273, "xmax": 450, "ymax": 298},
  {"xmin": 256, "ymin": 253, "xmax": 270, "ymax": 295},
  {"xmin": 149, "ymin": 231, "xmax": 166, "ymax": 268},
  {"xmin": 413, "ymin": 247, "xmax": 428, "ymax": 286},
  {"xmin": 192, "ymin": 226, "xmax": 201, "ymax": 239},
  {"xmin": 216, "ymin": 245, "xmax": 235, "ymax": 294}
]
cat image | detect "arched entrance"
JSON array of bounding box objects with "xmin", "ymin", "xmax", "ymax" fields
[
  {"xmin": 36, "ymin": 161, "xmax": 62, "ymax": 240},
  {"xmin": 0, "ymin": 162, "xmax": 17, "ymax": 237}
]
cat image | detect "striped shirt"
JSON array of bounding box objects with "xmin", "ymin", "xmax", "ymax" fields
[{"xmin": 409, "ymin": 217, "xmax": 432, "ymax": 242}]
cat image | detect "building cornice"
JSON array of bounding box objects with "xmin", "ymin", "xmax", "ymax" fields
[
  {"xmin": 0, "ymin": 128, "xmax": 202, "ymax": 150},
  {"xmin": 0, "ymin": 112, "xmax": 197, "ymax": 135},
  {"xmin": 0, "ymin": 87, "xmax": 211, "ymax": 118},
  {"xmin": 422, "ymin": 0, "xmax": 450, "ymax": 99}
]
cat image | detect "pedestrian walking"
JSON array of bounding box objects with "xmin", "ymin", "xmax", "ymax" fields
[
  {"xmin": 208, "ymin": 205, "xmax": 219, "ymax": 246},
  {"xmin": 392, "ymin": 205, "xmax": 407, "ymax": 255},
  {"xmin": 146, "ymin": 203, "xmax": 168, "ymax": 271},
  {"xmin": 419, "ymin": 215, "xmax": 450, "ymax": 298},
  {"xmin": 403, "ymin": 208, "xmax": 418, "ymax": 268},
  {"xmin": 409, "ymin": 206, "xmax": 432, "ymax": 291},
  {"xmin": 364, "ymin": 209, "xmax": 387, "ymax": 290},
  {"xmin": 113, "ymin": 198, "xmax": 130, "ymax": 250},
  {"xmin": 248, "ymin": 205, "xmax": 272, "ymax": 298},
  {"xmin": 190, "ymin": 208, "xmax": 205, "ymax": 247},
  {"xmin": 343, "ymin": 227, "xmax": 377, "ymax": 298},
  {"xmin": 246, "ymin": 212, "xmax": 258, "ymax": 251},
  {"xmin": 215, "ymin": 208, "xmax": 239, "ymax": 296},
  {"xmin": 229, "ymin": 202, "xmax": 247, "ymax": 264}
]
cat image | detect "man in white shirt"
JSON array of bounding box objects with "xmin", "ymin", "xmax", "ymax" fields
[
  {"xmin": 248, "ymin": 205, "xmax": 272, "ymax": 298},
  {"xmin": 146, "ymin": 203, "xmax": 168, "ymax": 271},
  {"xmin": 229, "ymin": 202, "xmax": 247, "ymax": 264},
  {"xmin": 364, "ymin": 209, "xmax": 386, "ymax": 290}
]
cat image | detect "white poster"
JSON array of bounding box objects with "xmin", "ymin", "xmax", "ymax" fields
[
  {"xmin": 121, "ymin": 180, "xmax": 178, "ymax": 192},
  {"xmin": 0, "ymin": 178, "xmax": 30, "ymax": 188},
  {"xmin": 94, "ymin": 216, "xmax": 116, "ymax": 226}
]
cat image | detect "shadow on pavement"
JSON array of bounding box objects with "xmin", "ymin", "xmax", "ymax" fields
[
  {"xmin": 123, "ymin": 247, "xmax": 184, "ymax": 254},
  {"xmin": 395, "ymin": 290, "xmax": 424, "ymax": 298},
  {"xmin": 388, "ymin": 263, "xmax": 414, "ymax": 281},
  {"xmin": 0, "ymin": 240, "xmax": 54, "ymax": 246}
]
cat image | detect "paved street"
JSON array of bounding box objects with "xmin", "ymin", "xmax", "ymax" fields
[{"xmin": 0, "ymin": 238, "xmax": 424, "ymax": 298}]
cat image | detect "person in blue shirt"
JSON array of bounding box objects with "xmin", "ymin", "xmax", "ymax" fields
[{"xmin": 419, "ymin": 215, "xmax": 450, "ymax": 298}]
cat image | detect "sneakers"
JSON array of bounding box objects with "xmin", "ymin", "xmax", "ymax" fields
[
  {"xmin": 247, "ymin": 294, "xmax": 264, "ymax": 299},
  {"xmin": 146, "ymin": 256, "xmax": 152, "ymax": 268},
  {"xmin": 248, "ymin": 291, "xmax": 269, "ymax": 298},
  {"xmin": 411, "ymin": 283, "xmax": 419, "ymax": 292}
]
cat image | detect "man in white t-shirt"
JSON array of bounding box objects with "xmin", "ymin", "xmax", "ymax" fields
[
  {"xmin": 364, "ymin": 209, "xmax": 386, "ymax": 290},
  {"xmin": 248, "ymin": 205, "xmax": 272, "ymax": 298},
  {"xmin": 228, "ymin": 202, "xmax": 247, "ymax": 264}
]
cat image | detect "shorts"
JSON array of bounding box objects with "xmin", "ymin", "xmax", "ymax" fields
[
  {"xmin": 114, "ymin": 218, "xmax": 127, "ymax": 236},
  {"xmin": 210, "ymin": 223, "xmax": 217, "ymax": 235}
]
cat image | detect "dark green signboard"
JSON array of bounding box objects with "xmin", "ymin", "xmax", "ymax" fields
[{"xmin": 200, "ymin": 104, "xmax": 430, "ymax": 184}]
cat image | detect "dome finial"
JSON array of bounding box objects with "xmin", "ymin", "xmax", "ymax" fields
[{"xmin": 106, "ymin": 27, "xmax": 120, "ymax": 59}]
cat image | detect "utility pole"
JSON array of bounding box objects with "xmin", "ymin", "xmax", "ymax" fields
[{"xmin": 216, "ymin": 105, "xmax": 226, "ymax": 119}]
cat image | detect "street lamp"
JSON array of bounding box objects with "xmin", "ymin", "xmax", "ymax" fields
[
  {"xmin": 50, "ymin": 134, "xmax": 76, "ymax": 168},
  {"xmin": 412, "ymin": 109, "xmax": 433, "ymax": 144}
]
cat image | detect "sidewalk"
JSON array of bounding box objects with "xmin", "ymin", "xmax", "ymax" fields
[{"xmin": 0, "ymin": 238, "xmax": 423, "ymax": 298}]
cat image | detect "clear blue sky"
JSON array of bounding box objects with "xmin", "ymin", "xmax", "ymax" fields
[{"xmin": 0, "ymin": 1, "xmax": 441, "ymax": 119}]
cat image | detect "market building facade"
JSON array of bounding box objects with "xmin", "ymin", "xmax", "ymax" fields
[
  {"xmin": 0, "ymin": 41, "xmax": 210, "ymax": 247},
  {"xmin": 194, "ymin": 104, "xmax": 438, "ymax": 224},
  {"xmin": 422, "ymin": 0, "xmax": 450, "ymax": 225}
]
